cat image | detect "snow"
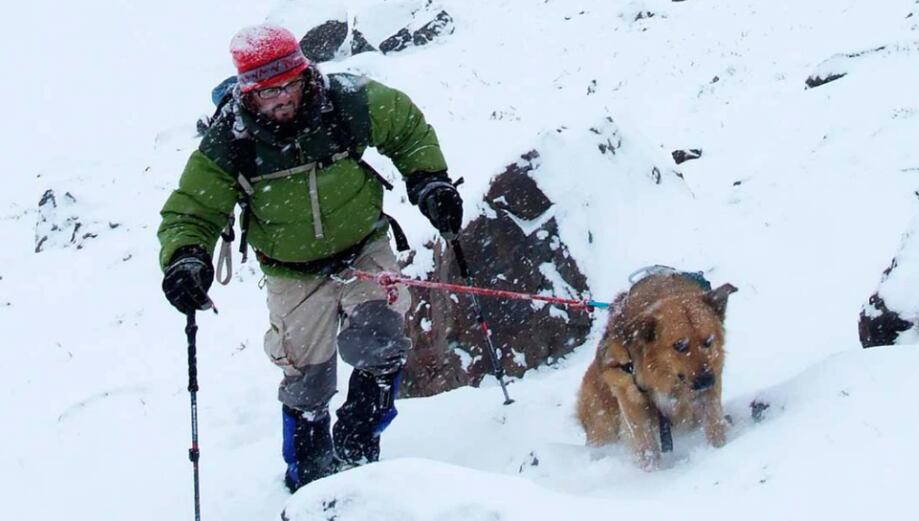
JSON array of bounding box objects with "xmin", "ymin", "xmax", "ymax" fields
[
  {"xmin": 877, "ymin": 215, "xmax": 919, "ymax": 313},
  {"xmin": 230, "ymin": 24, "xmax": 295, "ymax": 58},
  {"xmin": 538, "ymin": 262, "xmax": 579, "ymax": 300},
  {"xmin": 3, "ymin": 0, "xmax": 919, "ymax": 520},
  {"xmin": 287, "ymin": 345, "xmax": 919, "ymax": 521}
]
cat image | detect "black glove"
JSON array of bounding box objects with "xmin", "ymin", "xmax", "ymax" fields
[
  {"xmin": 406, "ymin": 171, "xmax": 463, "ymax": 239},
  {"xmin": 162, "ymin": 246, "xmax": 214, "ymax": 314}
]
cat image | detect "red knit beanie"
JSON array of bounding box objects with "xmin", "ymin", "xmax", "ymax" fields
[{"xmin": 230, "ymin": 24, "xmax": 310, "ymax": 93}]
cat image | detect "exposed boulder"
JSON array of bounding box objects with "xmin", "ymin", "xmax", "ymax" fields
[
  {"xmin": 400, "ymin": 151, "xmax": 593, "ymax": 397},
  {"xmin": 484, "ymin": 150, "xmax": 550, "ymax": 220},
  {"xmin": 672, "ymin": 148, "xmax": 703, "ymax": 165},
  {"xmin": 412, "ymin": 10, "xmax": 455, "ymax": 47},
  {"xmin": 350, "ymin": 29, "xmax": 376, "ymax": 55},
  {"xmin": 806, "ymin": 42, "xmax": 919, "ymax": 89},
  {"xmin": 379, "ymin": 28, "xmax": 413, "ymax": 54},
  {"xmin": 297, "ymin": 10, "xmax": 453, "ymax": 63},
  {"xmin": 859, "ymin": 220, "xmax": 919, "ymax": 348},
  {"xmin": 298, "ymin": 20, "xmax": 351, "ymax": 63},
  {"xmin": 859, "ymin": 292, "xmax": 913, "ymax": 348},
  {"xmin": 805, "ymin": 72, "xmax": 847, "ymax": 89},
  {"xmin": 381, "ymin": 11, "xmax": 454, "ymax": 53}
]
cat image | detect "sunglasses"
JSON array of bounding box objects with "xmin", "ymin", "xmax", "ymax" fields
[{"xmin": 253, "ymin": 78, "xmax": 306, "ymax": 100}]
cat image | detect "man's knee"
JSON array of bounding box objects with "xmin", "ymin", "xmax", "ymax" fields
[
  {"xmin": 278, "ymin": 356, "xmax": 337, "ymax": 412},
  {"xmin": 338, "ymin": 300, "xmax": 412, "ymax": 374}
]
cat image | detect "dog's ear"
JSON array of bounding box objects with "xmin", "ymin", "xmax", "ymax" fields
[
  {"xmin": 627, "ymin": 316, "xmax": 657, "ymax": 345},
  {"xmin": 703, "ymin": 283, "xmax": 739, "ymax": 321}
]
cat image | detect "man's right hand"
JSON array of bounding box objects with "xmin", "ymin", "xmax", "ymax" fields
[{"xmin": 162, "ymin": 247, "xmax": 214, "ymax": 314}]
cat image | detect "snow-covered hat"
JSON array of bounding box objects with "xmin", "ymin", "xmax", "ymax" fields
[{"xmin": 230, "ymin": 24, "xmax": 310, "ymax": 93}]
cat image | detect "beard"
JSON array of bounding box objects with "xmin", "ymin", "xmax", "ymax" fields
[{"xmin": 265, "ymin": 100, "xmax": 298, "ymax": 122}]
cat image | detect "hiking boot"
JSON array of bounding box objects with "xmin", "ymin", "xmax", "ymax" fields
[
  {"xmin": 333, "ymin": 369, "xmax": 401, "ymax": 467},
  {"xmin": 282, "ymin": 405, "xmax": 336, "ymax": 493}
]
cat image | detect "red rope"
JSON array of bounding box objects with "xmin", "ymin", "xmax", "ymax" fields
[{"xmin": 349, "ymin": 269, "xmax": 606, "ymax": 311}]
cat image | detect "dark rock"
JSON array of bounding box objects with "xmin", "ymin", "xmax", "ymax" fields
[
  {"xmin": 413, "ymin": 11, "xmax": 455, "ymax": 47},
  {"xmin": 299, "ymin": 20, "xmax": 349, "ymax": 63},
  {"xmin": 350, "ymin": 29, "xmax": 376, "ymax": 55},
  {"xmin": 859, "ymin": 293, "xmax": 913, "ymax": 348},
  {"xmin": 672, "ymin": 149, "xmax": 703, "ymax": 165},
  {"xmin": 805, "ymin": 72, "xmax": 847, "ymax": 89},
  {"xmin": 379, "ymin": 28, "xmax": 413, "ymax": 54},
  {"xmin": 845, "ymin": 45, "xmax": 888, "ymax": 58},
  {"xmin": 806, "ymin": 45, "xmax": 890, "ymax": 89},
  {"xmin": 518, "ymin": 451, "xmax": 540, "ymax": 473},
  {"xmin": 590, "ymin": 117, "xmax": 621, "ymax": 156},
  {"xmin": 401, "ymin": 152, "xmax": 593, "ymax": 397},
  {"xmin": 380, "ymin": 10, "xmax": 454, "ymax": 54},
  {"xmin": 750, "ymin": 400, "xmax": 770, "ymax": 422},
  {"xmin": 39, "ymin": 189, "xmax": 56, "ymax": 208},
  {"xmin": 483, "ymin": 151, "xmax": 551, "ymax": 220},
  {"xmin": 859, "ymin": 246, "xmax": 918, "ymax": 348}
]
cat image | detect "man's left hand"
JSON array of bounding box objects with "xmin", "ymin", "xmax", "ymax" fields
[{"xmin": 408, "ymin": 171, "xmax": 463, "ymax": 239}]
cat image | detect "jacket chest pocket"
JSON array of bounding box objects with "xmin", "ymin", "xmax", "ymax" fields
[{"xmin": 249, "ymin": 176, "xmax": 313, "ymax": 224}]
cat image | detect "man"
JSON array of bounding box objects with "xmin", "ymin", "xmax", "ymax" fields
[{"xmin": 157, "ymin": 24, "xmax": 463, "ymax": 492}]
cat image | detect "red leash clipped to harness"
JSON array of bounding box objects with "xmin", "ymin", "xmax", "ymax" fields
[{"xmin": 349, "ymin": 269, "xmax": 611, "ymax": 311}]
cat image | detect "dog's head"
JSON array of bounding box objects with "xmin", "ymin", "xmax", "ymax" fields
[{"xmin": 626, "ymin": 283, "xmax": 738, "ymax": 394}]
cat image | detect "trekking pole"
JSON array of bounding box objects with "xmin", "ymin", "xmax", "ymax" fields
[
  {"xmin": 449, "ymin": 239, "xmax": 514, "ymax": 405},
  {"xmin": 185, "ymin": 312, "xmax": 202, "ymax": 521}
]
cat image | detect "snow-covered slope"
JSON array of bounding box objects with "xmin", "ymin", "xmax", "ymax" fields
[
  {"xmin": 285, "ymin": 345, "xmax": 919, "ymax": 521},
  {"xmin": 2, "ymin": 1, "xmax": 918, "ymax": 520}
]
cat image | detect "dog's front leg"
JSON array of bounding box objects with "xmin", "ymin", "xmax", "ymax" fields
[
  {"xmin": 701, "ymin": 384, "xmax": 728, "ymax": 448},
  {"xmin": 603, "ymin": 373, "xmax": 660, "ymax": 470}
]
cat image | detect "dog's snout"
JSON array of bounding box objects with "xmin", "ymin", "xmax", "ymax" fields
[{"xmin": 692, "ymin": 372, "xmax": 716, "ymax": 391}]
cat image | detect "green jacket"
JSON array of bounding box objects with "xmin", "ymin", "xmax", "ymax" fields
[{"xmin": 158, "ymin": 74, "xmax": 447, "ymax": 278}]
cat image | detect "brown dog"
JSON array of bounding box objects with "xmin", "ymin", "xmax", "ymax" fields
[{"xmin": 577, "ymin": 272, "xmax": 738, "ymax": 469}]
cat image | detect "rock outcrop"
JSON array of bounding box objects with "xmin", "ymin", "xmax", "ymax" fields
[
  {"xmin": 859, "ymin": 220, "xmax": 919, "ymax": 348},
  {"xmin": 299, "ymin": 11, "xmax": 454, "ymax": 63},
  {"xmin": 400, "ymin": 151, "xmax": 593, "ymax": 397}
]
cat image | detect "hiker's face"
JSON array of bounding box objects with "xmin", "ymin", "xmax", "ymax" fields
[{"xmin": 249, "ymin": 77, "xmax": 305, "ymax": 123}]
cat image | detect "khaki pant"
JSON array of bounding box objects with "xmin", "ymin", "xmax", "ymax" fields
[{"xmin": 263, "ymin": 237, "xmax": 411, "ymax": 412}]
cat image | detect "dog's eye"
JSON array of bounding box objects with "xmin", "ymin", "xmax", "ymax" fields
[
  {"xmin": 702, "ymin": 334, "xmax": 716, "ymax": 348},
  {"xmin": 673, "ymin": 339, "xmax": 690, "ymax": 353}
]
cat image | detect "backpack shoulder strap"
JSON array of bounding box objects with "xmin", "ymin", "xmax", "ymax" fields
[
  {"xmin": 324, "ymin": 74, "xmax": 408, "ymax": 250},
  {"xmin": 324, "ymin": 73, "xmax": 372, "ymax": 152},
  {"xmin": 198, "ymin": 106, "xmax": 257, "ymax": 274},
  {"xmin": 324, "ymin": 74, "xmax": 396, "ymax": 191}
]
